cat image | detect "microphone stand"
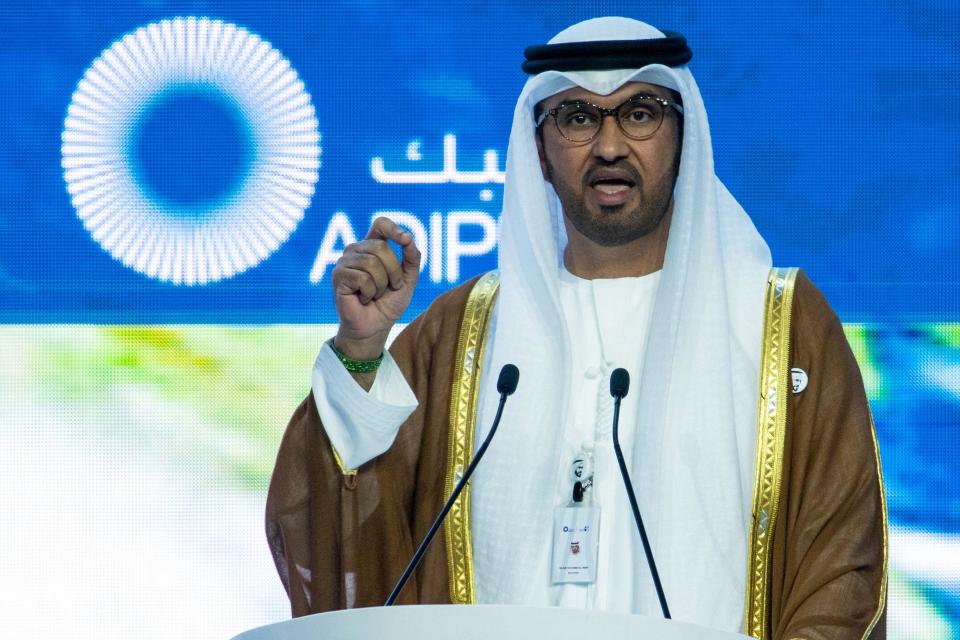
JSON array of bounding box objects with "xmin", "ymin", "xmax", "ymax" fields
[
  {"xmin": 611, "ymin": 371, "xmax": 672, "ymax": 619},
  {"xmin": 385, "ymin": 365, "xmax": 518, "ymax": 606}
]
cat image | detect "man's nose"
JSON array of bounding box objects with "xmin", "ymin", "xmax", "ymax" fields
[{"xmin": 591, "ymin": 115, "xmax": 630, "ymax": 162}]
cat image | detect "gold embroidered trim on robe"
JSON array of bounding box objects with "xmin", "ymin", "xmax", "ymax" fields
[
  {"xmin": 745, "ymin": 267, "xmax": 798, "ymax": 639},
  {"xmin": 444, "ymin": 270, "xmax": 500, "ymax": 604},
  {"xmin": 331, "ymin": 444, "xmax": 357, "ymax": 476},
  {"xmin": 862, "ymin": 414, "xmax": 889, "ymax": 639}
]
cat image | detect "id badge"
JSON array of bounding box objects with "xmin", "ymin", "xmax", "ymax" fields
[{"xmin": 551, "ymin": 504, "xmax": 601, "ymax": 584}]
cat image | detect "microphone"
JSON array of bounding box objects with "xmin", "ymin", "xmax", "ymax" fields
[
  {"xmin": 384, "ymin": 364, "xmax": 520, "ymax": 606},
  {"xmin": 610, "ymin": 367, "xmax": 672, "ymax": 619}
]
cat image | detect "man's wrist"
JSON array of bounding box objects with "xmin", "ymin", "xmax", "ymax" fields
[{"xmin": 333, "ymin": 331, "xmax": 389, "ymax": 361}]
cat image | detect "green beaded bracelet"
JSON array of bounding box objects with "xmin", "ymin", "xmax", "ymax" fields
[{"xmin": 328, "ymin": 339, "xmax": 384, "ymax": 373}]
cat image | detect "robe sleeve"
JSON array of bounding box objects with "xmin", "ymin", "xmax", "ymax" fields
[
  {"xmin": 311, "ymin": 345, "xmax": 418, "ymax": 470},
  {"xmin": 265, "ymin": 277, "xmax": 479, "ymax": 616},
  {"xmin": 770, "ymin": 272, "xmax": 887, "ymax": 640}
]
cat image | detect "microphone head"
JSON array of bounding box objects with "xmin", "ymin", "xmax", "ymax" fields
[
  {"xmin": 496, "ymin": 364, "xmax": 520, "ymax": 395},
  {"xmin": 610, "ymin": 368, "xmax": 630, "ymax": 399}
]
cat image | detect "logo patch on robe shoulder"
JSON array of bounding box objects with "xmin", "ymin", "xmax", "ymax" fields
[{"xmin": 791, "ymin": 367, "xmax": 809, "ymax": 394}]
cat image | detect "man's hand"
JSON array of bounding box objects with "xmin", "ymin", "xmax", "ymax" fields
[{"xmin": 332, "ymin": 217, "xmax": 421, "ymax": 362}]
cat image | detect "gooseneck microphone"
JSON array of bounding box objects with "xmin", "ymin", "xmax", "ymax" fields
[
  {"xmin": 384, "ymin": 363, "xmax": 520, "ymax": 606},
  {"xmin": 610, "ymin": 367, "xmax": 672, "ymax": 619}
]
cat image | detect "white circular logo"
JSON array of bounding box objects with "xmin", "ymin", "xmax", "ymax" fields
[{"xmin": 61, "ymin": 17, "xmax": 320, "ymax": 285}]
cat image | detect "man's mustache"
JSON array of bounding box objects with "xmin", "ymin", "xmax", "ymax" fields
[{"xmin": 583, "ymin": 161, "xmax": 643, "ymax": 188}]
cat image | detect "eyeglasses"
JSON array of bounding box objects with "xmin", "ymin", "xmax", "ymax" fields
[{"xmin": 536, "ymin": 94, "xmax": 684, "ymax": 143}]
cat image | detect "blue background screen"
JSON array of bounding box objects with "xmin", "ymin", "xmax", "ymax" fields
[{"xmin": 0, "ymin": 2, "xmax": 957, "ymax": 637}]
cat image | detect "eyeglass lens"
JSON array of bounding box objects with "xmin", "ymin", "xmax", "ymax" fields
[{"xmin": 555, "ymin": 97, "xmax": 665, "ymax": 142}]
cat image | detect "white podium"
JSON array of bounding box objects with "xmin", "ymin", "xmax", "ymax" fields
[{"xmin": 232, "ymin": 605, "xmax": 752, "ymax": 640}]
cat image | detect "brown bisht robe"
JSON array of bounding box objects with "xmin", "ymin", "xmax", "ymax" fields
[{"xmin": 265, "ymin": 269, "xmax": 886, "ymax": 639}]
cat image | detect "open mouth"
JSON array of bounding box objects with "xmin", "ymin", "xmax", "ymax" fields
[
  {"xmin": 590, "ymin": 177, "xmax": 635, "ymax": 195},
  {"xmin": 588, "ymin": 170, "xmax": 637, "ymax": 204}
]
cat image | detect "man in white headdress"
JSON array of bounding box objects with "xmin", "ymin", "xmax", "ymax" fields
[{"xmin": 266, "ymin": 17, "xmax": 886, "ymax": 640}]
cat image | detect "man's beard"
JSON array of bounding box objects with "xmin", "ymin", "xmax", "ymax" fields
[{"xmin": 548, "ymin": 160, "xmax": 677, "ymax": 247}]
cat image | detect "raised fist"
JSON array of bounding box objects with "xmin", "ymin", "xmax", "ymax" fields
[{"xmin": 331, "ymin": 217, "xmax": 421, "ymax": 360}]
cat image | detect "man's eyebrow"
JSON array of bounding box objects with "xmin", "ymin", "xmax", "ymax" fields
[
  {"xmin": 628, "ymin": 92, "xmax": 666, "ymax": 100},
  {"xmin": 553, "ymin": 92, "xmax": 667, "ymax": 110},
  {"xmin": 554, "ymin": 98, "xmax": 594, "ymax": 108}
]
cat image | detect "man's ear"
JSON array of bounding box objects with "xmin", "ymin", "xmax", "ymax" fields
[{"xmin": 535, "ymin": 128, "xmax": 551, "ymax": 182}]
